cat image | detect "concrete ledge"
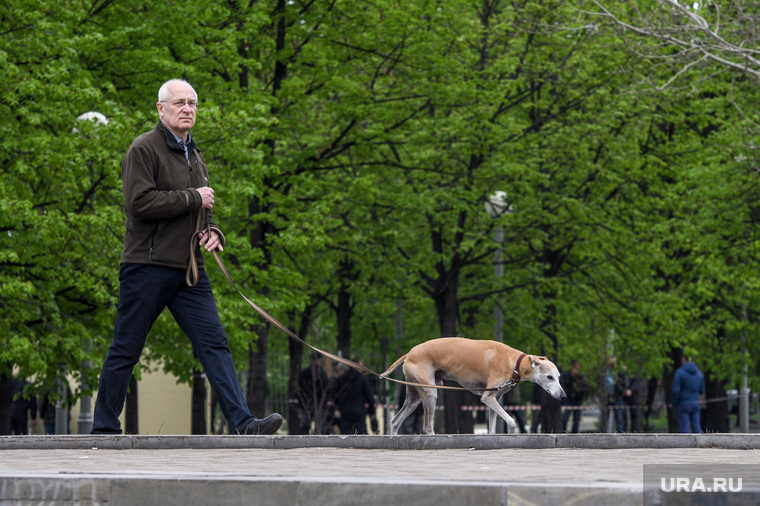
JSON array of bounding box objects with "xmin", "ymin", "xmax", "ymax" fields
[
  {"xmin": 1, "ymin": 433, "xmax": 758, "ymax": 450},
  {"xmin": 3, "ymin": 440, "xmax": 757, "ymax": 506},
  {"xmin": 0, "ymin": 474, "xmax": 643, "ymax": 506}
]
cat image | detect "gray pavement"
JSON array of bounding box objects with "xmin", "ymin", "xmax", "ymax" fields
[{"xmin": 2, "ymin": 434, "xmax": 759, "ymax": 505}]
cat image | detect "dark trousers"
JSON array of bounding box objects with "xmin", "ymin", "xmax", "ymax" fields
[
  {"xmin": 92, "ymin": 264, "xmax": 254, "ymax": 434},
  {"xmin": 612, "ymin": 398, "xmax": 627, "ymax": 432},
  {"xmin": 338, "ymin": 413, "xmax": 368, "ymax": 435},
  {"xmin": 562, "ymin": 400, "xmax": 583, "ymax": 433},
  {"xmin": 10, "ymin": 414, "xmax": 27, "ymax": 435},
  {"xmin": 676, "ymin": 403, "xmax": 702, "ymax": 433}
]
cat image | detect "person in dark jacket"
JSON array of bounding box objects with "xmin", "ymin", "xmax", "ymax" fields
[
  {"xmin": 38, "ymin": 382, "xmax": 73, "ymax": 435},
  {"xmin": 561, "ymin": 360, "xmax": 588, "ymax": 433},
  {"xmin": 38, "ymin": 393, "xmax": 57, "ymax": 435},
  {"xmin": 330, "ymin": 360, "xmax": 376, "ymax": 434},
  {"xmin": 671, "ymin": 356, "xmax": 705, "ymax": 433},
  {"xmin": 91, "ymin": 79, "xmax": 281, "ymax": 436},
  {"xmin": 11, "ymin": 377, "xmax": 37, "ymax": 435},
  {"xmin": 623, "ymin": 373, "xmax": 640, "ymax": 432},
  {"xmin": 297, "ymin": 352, "xmax": 330, "ymax": 434},
  {"xmin": 606, "ymin": 356, "xmax": 627, "ymax": 433}
]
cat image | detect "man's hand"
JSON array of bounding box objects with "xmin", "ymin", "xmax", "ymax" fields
[
  {"xmin": 199, "ymin": 229, "xmax": 223, "ymax": 252},
  {"xmin": 197, "ymin": 186, "xmax": 215, "ymax": 209}
]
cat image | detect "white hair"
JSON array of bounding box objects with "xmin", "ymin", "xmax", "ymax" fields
[{"xmin": 157, "ymin": 79, "xmax": 197, "ymax": 102}]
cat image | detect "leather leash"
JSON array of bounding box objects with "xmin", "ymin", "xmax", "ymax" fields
[
  {"xmin": 185, "ymin": 209, "xmax": 204, "ymax": 288},
  {"xmin": 187, "ymin": 209, "xmax": 509, "ymax": 392}
]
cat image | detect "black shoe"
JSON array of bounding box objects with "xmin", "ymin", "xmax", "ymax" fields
[{"xmin": 240, "ymin": 413, "xmax": 283, "ymax": 435}]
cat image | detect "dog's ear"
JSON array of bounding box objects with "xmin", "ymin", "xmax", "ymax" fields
[{"xmin": 530, "ymin": 355, "xmax": 538, "ymax": 368}]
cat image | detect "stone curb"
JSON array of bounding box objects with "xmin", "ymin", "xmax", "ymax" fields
[
  {"xmin": 1, "ymin": 433, "xmax": 758, "ymax": 450},
  {"xmin": 0, "ymin": 474, "xmax": 644, "ymax": 506}
]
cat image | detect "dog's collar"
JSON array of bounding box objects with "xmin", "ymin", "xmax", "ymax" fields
[{"xmin": 512, "ymin": 353, "xmax": 528, "ymax": 384}]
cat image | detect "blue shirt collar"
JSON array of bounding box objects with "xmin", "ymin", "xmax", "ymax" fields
[{"xmin": 164, "ymin": 124, "xmax": 192, "ymax": 160}]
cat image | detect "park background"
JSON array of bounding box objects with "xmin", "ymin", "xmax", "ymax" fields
[{"xmin": 2, "ymin": 0, "xmax": 760, "ymax": 435}]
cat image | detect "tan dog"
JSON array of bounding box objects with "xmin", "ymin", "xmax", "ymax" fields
[{"xmin": 381, "ymin": 337, "xmax": 566, "ymax": 435}]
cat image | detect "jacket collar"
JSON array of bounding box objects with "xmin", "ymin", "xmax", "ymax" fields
[{"xmin": 157, "ymin": 121, "xmax": 198, "ymax": 153}]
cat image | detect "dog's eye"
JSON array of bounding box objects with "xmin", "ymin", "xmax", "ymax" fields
[{"xmin": 547, "ymin": 375, "xmax": 554, "ymax": 381}]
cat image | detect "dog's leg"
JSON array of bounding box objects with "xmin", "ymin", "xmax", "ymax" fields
[
  {"xmin": 421, "ymin": 387, "xmax": 438, "ymax": 435},
  {"xmin": 389, "ymin": 385, "xmax": 423, "ymax": 435},
  {"xmin": 481, "ymin": 393, "xmax": 516, "ymax": 434},
  {"xmin": 401, "ymin": 361, "xmax": 438, "ymax": 435},
  {"xmin": 488, "ymin": 407, "xmax": 499, "ymax": 434}
]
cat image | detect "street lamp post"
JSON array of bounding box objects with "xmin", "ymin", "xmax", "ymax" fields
[
  {"xmin": 493, "ymin": 227, "xmax": 504, "ymax": 343},
  {"xmin": 485, "ymin": 191, "xmax": 512, "ymax": 343},
  {"xmin": 740, "ymin": 306, "xmax": 749, "ymax": 433}
]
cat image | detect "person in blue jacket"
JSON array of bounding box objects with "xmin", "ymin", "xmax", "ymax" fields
[{"xmin": 671, "ymin": 356, "xmax": 705, "ymax": 433}]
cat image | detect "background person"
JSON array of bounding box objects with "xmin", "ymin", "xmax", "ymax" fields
[
  {"xmin": 560, "ymin": 360, "xmax": 588, "ymax": 433},
  {"xmin": 330, "ymin": 359, "xmax": 376, "ymax": 434},
  {"xmin": 623, "ymin": 371, "xmax": 640, "ymax": 432},
  {"xmin": 529, "ymin": 383, "xmax": 542, "ymax": 433},
  {"xmin": 643, "ymin": 377, "xmax": 659, "ymax": 431},
  {"xmin": 38, "ymin": 383, "xmax": 72, "ymax": 435},
  {"xmin": 297, "ymin": 352, "xmax": 330, "ymax": 434},
  {"xmin": 672, "ymin": 356, "xmax": 705, "ymax": 433},
  {"xmin": 606, "ymin": 357, "xmax": 628, "ymax": 433},
  {"xmin": 11, "ymin": 377, "xmax": 37, "ymax": 435}
]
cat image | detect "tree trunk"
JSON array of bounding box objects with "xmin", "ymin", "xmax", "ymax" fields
[
  {"xmin": 191, "ymin": 368, "xmax": 206, "ymax": 435},
  {"xmin": 539, "ymin": 389, "xmax": 563, "ymax": 433},
  {"xmin": 538, "ymin": 297, "xmax": 561, "ymax": 433},
  {"xmin": 210, "ymin": 392, "xmax": 220, "ymax": 434},
  {"xmin": 336, "ymin": 258, "xmax": 356, "ymax": 359},
  {"xmin": 246, "ymin": 192, "xmax": 273, "ymax": 418},
  {"xmin": 599, "ymin": 374, "xmax": 610, "ymax": 433},
  {"xmin": 703, "ymin": 374, "xmax": 729, "ymax": 433},
  {"xmin": 125, "ymin": 374, "xmax": 138, "ymax": 434},
  {"xmin": 287, "ymin": 308, "xmax": 311, "ymax": 435},
  {"xmin": 0, "ymin": 370, "xmax": 11, "ymax": 435},
  {"xmin": 663, "ymin": 348, "xmax": 682, "ymax": 433},
  {"xmin": 435, "ymin": 271, "xmax": 466, "ymax": 434},
  {"xmin": 288, "ymin": 337, "xmax": 304, "ymax": 435},
  {"xmin": 247, "ymin": 325, "xmax": 270, "ymax": 418},
  {"xmin": 633, "ymin": 374, "xmax": 647, "ymax": 433},
  {"xmin": 236, "ymin": 0, "xmax": 284, "ymax": 430}
]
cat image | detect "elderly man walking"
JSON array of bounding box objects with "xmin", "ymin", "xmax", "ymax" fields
[{"xmin": 91, "ymin": 79, "xmax": 281, "ymax": 436}]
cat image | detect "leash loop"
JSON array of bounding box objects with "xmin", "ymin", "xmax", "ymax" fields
[{"xmin": 185, "ymin": 209, "xmax": 205, "ymax": 287}]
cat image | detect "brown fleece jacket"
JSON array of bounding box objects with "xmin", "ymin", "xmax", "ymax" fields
[{"xmin": 120, "ymin": 121, "xmax": 225, "ymax": 270}]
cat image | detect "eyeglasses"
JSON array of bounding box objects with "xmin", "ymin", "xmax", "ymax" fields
[{"xmin": 161, "ymin": 99, "xmax": 198, "ymax": 109}]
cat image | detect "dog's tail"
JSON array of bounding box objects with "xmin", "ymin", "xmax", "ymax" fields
[{"xmin": 379, "ymin": 353, "xmax": 408, "ymax": 378}]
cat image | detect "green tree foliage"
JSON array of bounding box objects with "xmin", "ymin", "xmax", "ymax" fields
[
  {"xmin": 1, "ymin": 1, "xmax": 124, "ymax": 398},
  {"xmin": 4, "ymin": 0, "xmax": 760, "ymax": 434},
  {"xmin": 581, "ymin": 0, "xmax": 760, "ymax": 387}
]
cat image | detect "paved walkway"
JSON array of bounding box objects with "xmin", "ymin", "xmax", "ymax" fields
[{"xmin": 2, "ymin": 434, "xmax": 759, "ymax": 505}]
